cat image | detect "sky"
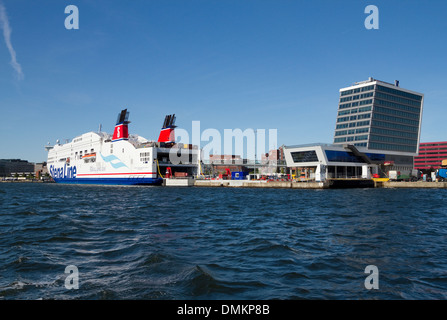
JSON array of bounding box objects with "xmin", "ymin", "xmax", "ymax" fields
[{"xmin": 0, "ymin": 0, "xmax": 446, "ymax": 162}]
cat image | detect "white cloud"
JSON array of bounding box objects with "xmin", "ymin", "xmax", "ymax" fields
[{"xmin": 0, "ymin": 2, "xmax": 24, "ymax": 80}]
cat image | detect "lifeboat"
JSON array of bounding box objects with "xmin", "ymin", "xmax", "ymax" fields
[{"xmin": 82, "ymin": 153, "xmax": 96, "ymax": 163}]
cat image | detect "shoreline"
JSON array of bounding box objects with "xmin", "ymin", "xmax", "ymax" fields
[
  {"xmin": 2, "ymin": 179, "xmax": 447, "ymax": 189},
  {"xmin": 194, "ymin": 179, "xmax": 447, "ymax": 189}
]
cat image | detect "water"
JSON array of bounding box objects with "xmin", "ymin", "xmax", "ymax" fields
[{"xmin": 1, "ymin": 183, "xmax": 446, "ymax": 300}]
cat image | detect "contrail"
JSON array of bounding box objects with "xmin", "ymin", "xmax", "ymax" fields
[{"xmin": 0, "ymin": 2, "xmax": 24, "ymax": 80}]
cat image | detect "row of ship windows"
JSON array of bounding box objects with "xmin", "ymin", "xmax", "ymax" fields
[
  {"xmin": 140, "ymin": 152, "xmax": 151, "ymax": 163},
  {"xmin": 49, "ymin": 149, "xmax": 96, "ymax": 163},
  {"xmin": 75, "ymin": 149, "xmax": 95, "ymax": 156}
]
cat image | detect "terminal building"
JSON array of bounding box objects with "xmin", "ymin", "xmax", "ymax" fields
[{"xmin": 284, "ymin": 78, "xmax": 424, "ymax": 181}]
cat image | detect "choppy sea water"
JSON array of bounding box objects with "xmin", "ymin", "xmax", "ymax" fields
[{"xmin": 0, "ymin": 182, "xmax": 446, "ymax": 300}]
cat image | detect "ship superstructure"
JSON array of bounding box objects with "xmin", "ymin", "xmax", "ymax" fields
[{"xmin": 46, "ymin": 109, "xmax": 199, "ymax": 185}]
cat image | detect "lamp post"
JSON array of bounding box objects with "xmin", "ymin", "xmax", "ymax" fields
[{"xmin": 254, "ymin": 129, "xmax": 256, "ymax": 179}]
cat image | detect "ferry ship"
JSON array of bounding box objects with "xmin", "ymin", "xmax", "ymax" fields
[{"xmin": 46, "ymin": 109, "xmax": 199, "ymax": 185}]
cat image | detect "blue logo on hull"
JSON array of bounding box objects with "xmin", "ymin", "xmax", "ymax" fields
[
  {"xmin": 49, "ymin": 164, "xmax": 77, "ymax": 179},
  {"xmin": 100, "ymin": 153, "xmax": 128, "ymax": 169}
]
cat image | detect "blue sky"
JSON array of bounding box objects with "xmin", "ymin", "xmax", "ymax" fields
[{"xmin": 0, "ymin": 0, "xmax": 446, "ymax": 162}]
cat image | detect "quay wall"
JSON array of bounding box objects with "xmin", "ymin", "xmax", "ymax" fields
[
  {"xmin": 194, "ymin": 179, "xmax": 447, "ymax": 189},
  {"xmin": 381, "ymin": 181, "xmax": 447, "ymax": 188},
  {"xmin": 195, "ymin": 180, "xmax": 328, "ymax": 189}
]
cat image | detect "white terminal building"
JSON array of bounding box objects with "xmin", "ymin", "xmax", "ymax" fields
[{"xmin": 283, "ymin": 78, "xmax": 424, "ymax": 181}]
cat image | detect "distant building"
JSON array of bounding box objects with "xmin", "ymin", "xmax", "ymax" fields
[
  {"xmin": 414, "ymin": 141, "xmax": 447, "ymax": 170},
  {"xmin": 260, "ymin": 149, "xmax": 280, "ymax": 175},
  {"xmin": 208, "ymin": 154, "xmax": 246, "ymax": 174},
  {"xmin": 34, "ymin": 162, "xmax": 48, "ymax": 179},
  {"xmin": 0, "ymin": 159, "xmax": 35, "ymax": 177}
]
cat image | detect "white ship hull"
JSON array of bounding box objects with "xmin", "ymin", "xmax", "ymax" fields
[{"xmin": 47, "ymin": 132, "xmax": 162, "ymax": 185}]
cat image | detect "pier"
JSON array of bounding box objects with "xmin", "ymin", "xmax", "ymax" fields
[
  {"xmin": 2, "ymin": 178, "xmax": 447, "ymax": 189},
  {"xmin": 192, "ymin": 179, "xmax": 447, "ymax": 189},
  {"xmin": 378, "ymin": 181, "xmax": 447, "ymax": 189},
  {"xmin": 194, "ymin": 180, "xmax": 324, "ymax": 188},
  {"xmin": 194, "ymin": 179, "xmax": 373, "ymax": 189}
]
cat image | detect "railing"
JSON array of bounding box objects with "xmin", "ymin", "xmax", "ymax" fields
[{"xmin": 202, "ymin": 159, "xmax": 287, "ymax": 166}]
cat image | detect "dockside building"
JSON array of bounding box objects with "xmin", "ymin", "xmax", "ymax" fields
[
  {"xmin": 284, "ymin": 78, "xmax": 424, "ymax": 181},
  {"xmin": 414, "ymin": 141, "xmax": 447, "ymax": 170},
  {"xmin": 0, "ymin": 159, "xmax": 35, "ymax": 177}
]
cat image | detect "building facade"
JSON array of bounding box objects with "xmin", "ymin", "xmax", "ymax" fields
[
  {"xmin": 283, "ymin": 144, "xmax": 382, "ymax": 181},
  {"xmin": 334, "ymin": 77, "xmax": 424, "ymax": 155},
  {"xmin": 414, "ymin": 141, "xmax": 447, "ymax": 170},
  {"xmin": 0, "ymin": 159, "xmax": 35, "ymax": 177},
  {"xmin": 283, "ymin": 78, "xmax": 425, "ymax": 181}
]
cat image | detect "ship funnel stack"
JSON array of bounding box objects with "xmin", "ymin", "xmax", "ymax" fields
[
  {"xmin": 157, "ymin": 114, "xmax": 177, "ymax": 143},
  {"xmin": 112, "ymin": 109, "xmax": 130, "ymax": 141}
]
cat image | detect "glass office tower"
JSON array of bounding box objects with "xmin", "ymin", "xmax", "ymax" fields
[{"xmin": 333, "ymin": 78, "xmax": 424, "ymax": 156}]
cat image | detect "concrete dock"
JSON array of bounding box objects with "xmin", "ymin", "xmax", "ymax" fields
[
  {"xmin": 380, "ymin": 181, "xmax": 447, "ymax": 189},
  {"xmin": 2, "ymin": 178, "xmax": 446, "ymax": 188},
  {"xmin": 193, "ymin": 179, "xmax": 447, "ymax": 189},
  {"xmin": 194, "ymin": 180, "xmax": 325, "ymax": 189},
  {"xmin": 194, "ymin": 179, "xmax": 376, "ymax": 189}
]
